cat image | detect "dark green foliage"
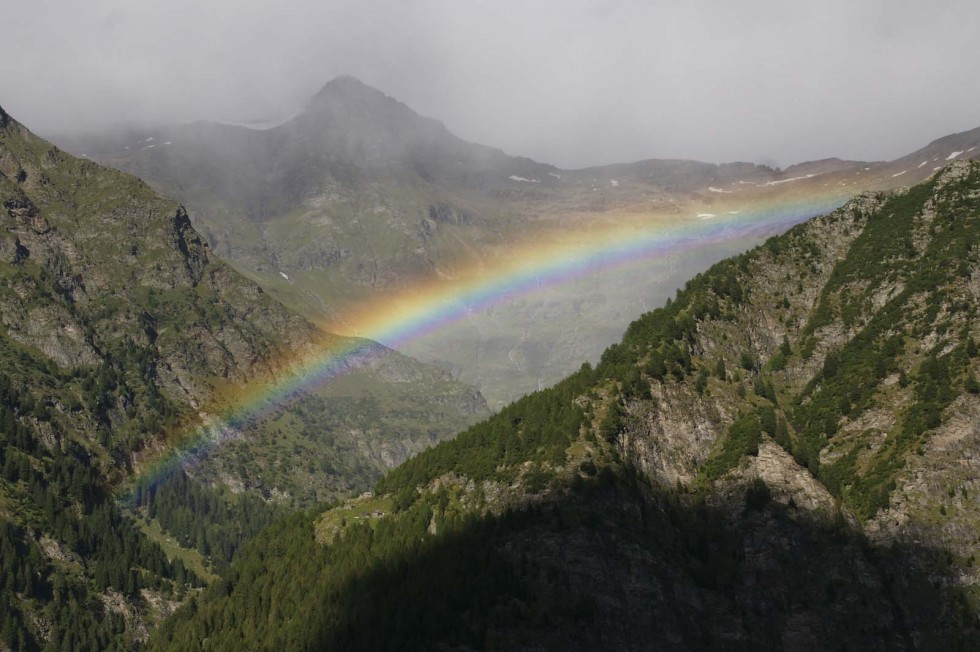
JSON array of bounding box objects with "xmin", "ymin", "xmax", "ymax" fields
[
  {"xmin": 966, "ymin": 374, "xmax": 980, "ymax": 394},
  {"xmin": 694, "ymin": 368, "xmax": 709, "ymax": 395},
  {"xmin": 148, "ymin": 167, "xmax": 980, "ymax": 651},
  {"xmin": 150, "ymin": 500, "xmax": 530, "ymax": 651},
  {"xmin": 823, "ymin": 350, "xmax": 839, "ymax": 378},
  {"xmin": 376, "ymin": 367, "xmax": 592, "ymax": 496},
  {"xmin": 740, "ymin": 351, "xmax": 756, "ymax": 372},
  {"xmin": 788, "ymin": 169, "xmax": 980, "ymax": 517},
  {"xmin": 768, "ymin": 349, "xmax": 787, "ymax": 372},
  {"xmin": 744, "ymin": 478, "xmax": 771, "ymax": 512},
  {"xmin": 703, "ymin": 412, "xmax": 762, "ymax": 480},
  {"xmin": 753, "ymin": 377, "xmax": 777, "ymax": 403},
  {"xmin": 804, "ymin": 181, "xmax": 936, "ymax": 337},
  {"xmin": 132, "ymin": 469, "xmax": 284, "ymax": 574},
  {"xmin": 150, "ymin": 468, "xmax": 980, "ymax": 651},
  {"xmin": 0, "ymin": 370, "xmax": 204, "ymax": 650},
  {"xmin": 757, "ymin": 404, "xmax": 778, "ymax": 436},
  {"xmin": 599, "ymin": 402, "xmax": 624, "ymax": 442},
  {"xmin": 0, "ymin": 334, "xmax": 205, "ymax": 650}
]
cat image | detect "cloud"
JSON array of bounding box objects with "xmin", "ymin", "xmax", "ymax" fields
[{"xmin": 3, "ymin": 0, "xmax": 979, "ymax": 168}]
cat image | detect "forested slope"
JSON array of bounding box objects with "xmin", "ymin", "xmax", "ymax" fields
[
  {"xmin": 0, "ymin": 107, "xmax": 484, "ymax": 650},
  {"xmin": 151, "ymin": 162, "xmax": 980, "ymax": 649}
]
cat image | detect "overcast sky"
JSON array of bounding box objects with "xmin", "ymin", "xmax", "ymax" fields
[{"xmin": 3, "ymin": 0, "xmax": 979, "ymax": 168}]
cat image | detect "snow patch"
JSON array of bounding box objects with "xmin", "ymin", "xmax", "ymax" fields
[
  {"xmin": 933, "ymin": 166, "xmax": 942, "ymax": 171},
  {"xmin": 509, "ymin": 175, "xmax": 540, "ymax": 183},
  {"xmin": 917, "ymin": 161, "xmax": 928, "ymax": 168},
  {"xmin": 760, "ymin": 174, "xmax": 816, "ymax": 187},
  {"xmin": 891, "ymin": 170, "xmax": 906, "ymax": 177},
  {"xmin": 708, "ymin": 186, "xmax": 732, "ymax": 193},
  {"xmin": 163, "ymin": 141, "xmax": 172, "ymax": 145},
  {"xmin": 609, "ymin": 179, "xmax": 619, "ymax": 187},
  {"xmin": 697, "ymin": 213, "xmax": 716, "ymax": 219},
  {"xmin": 548, "ymin": 172, "xmax": 561, "ymax": 179},
  {"xmin": 279, "ymin": 272, "xmax": 289, "ymax": 280},
  {"xmin": 968, "ymin": 147, "xmax": 976, "ymax": 153},
  {"xmin": 145, "ymin": 136, "xmax": 154, "ymax": 142},
  {"xmin": 727, "ymin": 211, "xmax": 740, "ymax": 215},
  {"xmin": 947, "ymin": 151, "xmax": 963, "ymax": 160}
]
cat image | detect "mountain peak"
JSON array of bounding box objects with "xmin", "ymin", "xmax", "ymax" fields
[
  {"xmin": 308, "ymin": 75, "xmax": 401, "ymax": 111},
  {"xmin": 299, "ymin": 75, "xmax": 444, "ymax": 139}
]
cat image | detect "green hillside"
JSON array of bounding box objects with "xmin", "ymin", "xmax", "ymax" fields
[
  {"xmin": 152, "ymin": 162, "xmax": 980, "ymax": 650},
  {"xmin": 0, "ymin": 107, "xmax": 486, "ymax": 650}
]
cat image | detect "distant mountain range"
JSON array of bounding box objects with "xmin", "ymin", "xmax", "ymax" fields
[{"xmin": 54, "ymin": 77, "xmax": 980, "ymax": 409}]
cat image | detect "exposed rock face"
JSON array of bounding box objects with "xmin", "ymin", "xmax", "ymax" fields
[
  {"xmin": 0, "ymin": 115, "xmax": 308, "ymax": 397},
  {"xmin": 428, "ymin": 203, "xmax": 472, "ymax": 225},
  {"xmin": 867, "ymin": 392, "xmax": 980, "ymax": 577},
  {"xmin": 718, "ymin": 440, "xmax": 840, "ymax": 515}
]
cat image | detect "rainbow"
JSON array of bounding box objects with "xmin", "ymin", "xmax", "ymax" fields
[{"xmin": 127, "ymin": 183, "xmax": 855, "ymax": 494}]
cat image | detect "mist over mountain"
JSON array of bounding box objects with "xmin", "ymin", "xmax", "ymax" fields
[
  {"xmin": 3, "ymin": 63, "xmax": 980, "ymax": 652},
  {"xmin": 3, "ymin": 2, "xmax": 980, "ymax": 648},
  {"xmin": 54, "ymin": 78, "xmax": 980, "ymax": 409},
  {"xmin": 6, "ymin": 1, "xmax": 980, "ymax": 169}
]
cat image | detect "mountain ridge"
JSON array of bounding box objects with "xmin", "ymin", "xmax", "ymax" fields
[
  {"xmin": 0, "ymin": 108, "xmax": 489, "ymax": 648},
  {"xmin": 151, "ymin": 161, "xmax": 980, "ymax": 650},
  {"xmin": 50, "ymin": 78, "xmax": 980, "ymax": 410}
]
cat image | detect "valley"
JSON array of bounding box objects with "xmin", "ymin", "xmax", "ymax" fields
[
  {"xmin": 2, "ymin": 75, "xmax": 980, "ymax": 651},
  {"xmin": 57, "ymin": 77, "xmax": 980, "ymax": 407},
  {"xmin": 153, "ymin": 161, "xmax": 980, "ymax": 650}
]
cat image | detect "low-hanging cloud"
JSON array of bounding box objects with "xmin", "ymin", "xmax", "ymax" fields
[{"xmin": 3, "ymin": 0, "xmax": 979, "ymax": 168}]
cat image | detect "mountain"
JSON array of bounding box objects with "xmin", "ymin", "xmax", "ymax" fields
[
  {"xmin": 151, "ymin": 163, "xmax": 980, "ymax": 650},
  {"xmin": 0, "ymin": 107, "xmax": 486, "ymax": 649},
  {"xmin": 54, "ymin": 78, "xmax": 980, "ymax": 410}
]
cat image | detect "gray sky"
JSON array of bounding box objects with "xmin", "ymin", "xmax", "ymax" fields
[{"xmin": 3, "ymin": 0, "xmax": 979, "ymax": 168}]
